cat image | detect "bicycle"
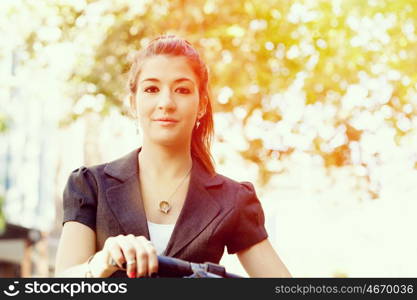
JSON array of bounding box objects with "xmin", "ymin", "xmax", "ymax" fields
[{"xmin": 110, "ymin": 255, "xmax": 243, "ymax": 278}]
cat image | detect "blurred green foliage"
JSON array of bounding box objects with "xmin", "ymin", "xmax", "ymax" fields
[{"xmin": 0, "ymin": 113, "xmax": 9, "ymax": 133}]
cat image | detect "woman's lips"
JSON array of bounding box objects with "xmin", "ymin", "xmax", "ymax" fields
[{"xmin": 154, "ymin": 119, "xmax": 178, "ymax": 126}]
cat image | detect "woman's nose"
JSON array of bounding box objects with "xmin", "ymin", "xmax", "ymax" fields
[{"xmin": 157, "ymin": 88, "xmax": 176, "ymax": 111}]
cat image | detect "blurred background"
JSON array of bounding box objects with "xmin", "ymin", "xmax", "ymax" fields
[{"xmin": 1, "ymin": 0, "xmax": 416, "ymax": 277}]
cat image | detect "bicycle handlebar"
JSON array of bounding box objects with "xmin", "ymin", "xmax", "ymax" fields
[
  {"xmin": 157, "ymin": 255, "xmax": 242, "ymax": 278},
  {"xmin": 112, "ymin": 255, "xmax": 242, "ymax": 278}
]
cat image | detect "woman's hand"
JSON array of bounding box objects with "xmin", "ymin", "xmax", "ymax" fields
[{"xmin": 91, "ymin": 234, "xmax": 158, "ymax": 278}]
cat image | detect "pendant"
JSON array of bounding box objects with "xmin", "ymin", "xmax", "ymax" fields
[{"xmin": 159, "ymin": 201, "xmax": 171, "ymax": 214}]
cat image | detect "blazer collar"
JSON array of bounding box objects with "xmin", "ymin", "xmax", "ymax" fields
[{"xmin": 103, "ymin": 147, "xmax": 224, "ymax": 257}]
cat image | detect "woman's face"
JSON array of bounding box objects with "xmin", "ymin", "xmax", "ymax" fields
[{"xmin": 133, "ymin": 55, "xmax": 202, "ymax": 147}]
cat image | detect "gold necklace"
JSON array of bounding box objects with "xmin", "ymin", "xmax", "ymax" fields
[{"xmin": 158, "ymin": 167, "xmax": 192, "ymax": 214}]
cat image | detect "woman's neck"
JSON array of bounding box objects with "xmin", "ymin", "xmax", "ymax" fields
[{"xmin": 138, "ymin": 142, "xmax": 193, "ymax": 179}]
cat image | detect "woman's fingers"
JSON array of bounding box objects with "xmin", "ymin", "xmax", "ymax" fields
[
  {"xmin": 127, "ymin": 235, "xmax": 148, "ymax": 277},
  {"xmin": 108, "ymin": 243, "xmax": 126, "ymax": 270},
  {"xmin": 104, "ymin": 235, "xmax": 158, "ymax": 278},
  {"xmin": 140, "ymin": 238, "xmax": 158, "ymax": 276},
  {"xmin": 104, "ymin": 236, "xmax": 126, "ymax": 270},
  {"xmin": 117, "ymin": 235, "xmax": 138, "ymax": 278}
]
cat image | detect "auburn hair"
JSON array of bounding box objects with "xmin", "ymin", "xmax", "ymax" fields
[{"xmin": 127, "ymin": 35, "xmax": 216, "ymax": 176}]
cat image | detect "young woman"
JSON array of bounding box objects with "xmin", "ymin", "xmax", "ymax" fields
[{"xmin": 54, "ymin": 35, "xmax": 291, "ymax": 278}]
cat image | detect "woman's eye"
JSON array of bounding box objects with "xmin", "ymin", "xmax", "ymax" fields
[
  {"xmin": 144, "ymin": 86, "xmax": 159, "ymax": 93},
  {"xmin": 176, "ymin": 87, "xmax": 191, "ymax": 94}
]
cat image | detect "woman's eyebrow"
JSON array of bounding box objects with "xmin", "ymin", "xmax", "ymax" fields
[
  {"xmin": 141, "ymin": 77, "xmax": 194, "ymax": 84},
  {"xmin": 173, "ymin": 78, "xmax": 194, "ymax": 84}
]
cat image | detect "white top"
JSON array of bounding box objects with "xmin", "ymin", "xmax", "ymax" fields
[{"xmin": 147, "ymin": 221, "xmax": 175, "ymax": 255}]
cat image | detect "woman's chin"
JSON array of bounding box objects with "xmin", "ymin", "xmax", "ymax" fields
[{"xmin": 150, "ymin": 135, "xmax": 184, "ymax": 147}]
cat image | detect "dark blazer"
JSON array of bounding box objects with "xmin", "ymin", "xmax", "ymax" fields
[{"xmin": 62, "ymin": 147, "xmax": 268, "ymax": 277}]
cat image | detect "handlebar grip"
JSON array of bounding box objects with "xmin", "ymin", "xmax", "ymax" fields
[
  {"xmin": 109, "ymin": 255, "xmax": 242, "ymax": 278},
  {"xmin": 157, "ymin": 255, "xmax": 194, "ymax": 277},
  {"xmin": 205, "ymin": 262, "xmax": 226, "ymax": 277}
]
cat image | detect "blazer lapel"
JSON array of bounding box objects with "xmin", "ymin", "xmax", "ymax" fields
[
  {"xmin": 104, "ymin": 148, "xmax": 150, "ymax": 240},
  {"xmin": 163, "ymin": 158, "xmax": 224, "ymax": 258}
]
